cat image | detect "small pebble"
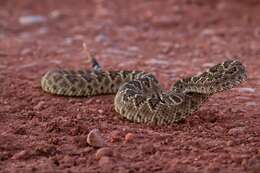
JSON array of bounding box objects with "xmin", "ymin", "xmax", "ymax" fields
[
  {"xmin": 109, "ymin": 130, "xmax": 122, "ymax": 143},
  {"xmin": 124, "ymin": 133, "xmax": 135, "ymax": 143},
  {"xmin": 95, "ymin": 147, "xmax": 113, "ymax": 160},
  {"xmin": 98, "ymin": 109, "xmax": 104, "ymax": 114},
  {"xmin": 19, "ymin": 15, "xmax": 47, "ymax": 25},
  {"xmin": 87, "ymin": 129, "xmax": 106, "ymax": 148},
  {"xmin": 49, "ymin": 10, "xmax": 61, "ymax": 19},
  {"xmin": 237, "ymin": 87, "xmax": 256, "ymax": 93}
]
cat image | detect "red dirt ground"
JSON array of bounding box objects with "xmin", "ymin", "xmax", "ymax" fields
[{"xmin": 0, "ymin": 0, "xmax": 259, "ymax": 173}]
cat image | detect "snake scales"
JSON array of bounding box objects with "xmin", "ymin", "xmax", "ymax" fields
[{"xmin": 41, "ymin": 53, "xmax": 247, "ymax": 125}]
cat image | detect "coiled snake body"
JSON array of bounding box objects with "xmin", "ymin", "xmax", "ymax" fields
[{"xmin": 41, "ymin": 54, "xmax": 247, "ymax": 125}]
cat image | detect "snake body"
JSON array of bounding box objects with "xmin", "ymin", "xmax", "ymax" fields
[{"xmin": 41, "ymin": 59, "xmax": 247, "ymax": 125}]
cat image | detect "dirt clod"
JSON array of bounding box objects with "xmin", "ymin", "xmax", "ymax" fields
[
  {"xmin": 109, "ymin": 130, "xmax": 122, "ymax": 143},
  {"xmin": 124, "ymin": 133, "xmax": 135, "ymax": 143}
]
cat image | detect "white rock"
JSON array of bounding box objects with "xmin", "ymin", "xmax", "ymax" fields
[
  {"xmin": 87, "ymin": 129, "xmax": 106, "ymax": 148},
  {"xmin": 237, "ymin": 88, "xmax": 256, "ymax": 93},
  {"xmin": 19, "ymin": 15, "xmax": 47, "ymax": 25},
  {"xmin": 98, "ymin": 109, "xmax": 104, "ymax": 114}
]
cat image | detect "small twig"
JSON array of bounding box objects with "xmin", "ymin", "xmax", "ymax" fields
[{"xmin": 82, "ymin": 42, "xmax": 92, "ymax": 63}]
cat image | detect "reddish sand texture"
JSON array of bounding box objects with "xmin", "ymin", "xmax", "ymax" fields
[{"xmin": 0, "ymin": 0, "xmax": 260, "ymax": 173}]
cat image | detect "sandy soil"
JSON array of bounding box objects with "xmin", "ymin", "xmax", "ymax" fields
[{"xmin": 0, "ymin": 0, "xmax": 259, "ymax": 172}]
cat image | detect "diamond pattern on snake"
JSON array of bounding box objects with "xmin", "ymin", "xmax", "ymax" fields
[{"xmin": 41, "ymin": 47, "xmax": 247, "ymax": 125}]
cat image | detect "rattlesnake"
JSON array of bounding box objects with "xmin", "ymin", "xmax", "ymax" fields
[{"xmin": 41, "ymin": 50, "xmax": 247, "ymax": 125}]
